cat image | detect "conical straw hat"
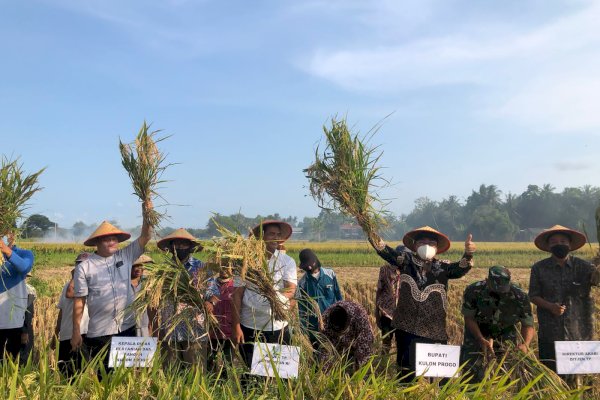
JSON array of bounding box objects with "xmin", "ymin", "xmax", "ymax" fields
[
  {"xmin": 133, "ymin": 254, "xmax": 154, "ymax": 265},
  {"xmin": 403, "ymin": 226, "xmax": 451, "ymax": 254},
  {"xmin": 534, "ymin": 225, "xmax": 586, "ymax": 252},
  {"xmin": 157, "ymin": 228, "xmax": 202, "ymax": 251},
  {"xmin": 84, "ymin": 221, "xmax": 131, "ymax": 246},
  {"xmin": 251, "ymin": 220, "xmax": 293, "ymax": 242}
]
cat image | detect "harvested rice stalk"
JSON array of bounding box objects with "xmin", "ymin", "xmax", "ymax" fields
[
  {"xmin": 119, "ymin": 122, "xmax": 172, "ymax": 229},
  {"xmin": 0, "ymin": 156, "xmax": 45, "ymax": 237},
  {"xmin": 201, "ymin": 221, "xmax": 289, "ymax": 321},
  {"xmin": 304, "ymin": 117, "xmax": 388, "ymax": 247},
  {"xmin": 481, "ymin": 343, "xmax": 574, "ymax": 398},
  {"xmin": 130, "ymin": 251, "xmax": 217, "ymax": 340}
]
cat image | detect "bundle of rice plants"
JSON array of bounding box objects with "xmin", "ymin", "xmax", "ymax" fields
[
  {"xmin": 130, "ymin": 251, "xmax": 216, "ymax": 340},
  {"xmin": 201, "ymin": 221, "xmax": 289, "ymax": 321},
  {"xmin": 0, "ymin": 156, "xmax": 45, "ymax": 237},
  {"xmin": 481, "ymin": 343, "xmax": 576, "ymax": 398},
  {"xmin": 304, "ymin": 117, "xmax": 388, "ymax": 247},
  {"xmin": 119, "ymin": 122, "xmax": 172, "ymax": 229}
]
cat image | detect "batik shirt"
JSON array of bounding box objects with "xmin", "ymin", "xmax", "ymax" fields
[
  {"xmin": 375, "ymin": 263, "xmax": 400, "ymax": 320},
  {"xmin": 462, "ymin": 280, "xmax": 534, "ymax": 353},
  {"xmin": 375, "ymin": 245, "xmax": 472, "ymax": 340},
  {"xmin": 321, "ymin": 300, "xmax": 374, "ymax": 369},
  {"xmin": 529, "ymin": 256, "xmax": 600, "ymax": 343}
]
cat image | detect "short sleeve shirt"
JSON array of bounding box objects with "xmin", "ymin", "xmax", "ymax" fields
[
  {"xmin": 74, "ymin": 240, "xmax": 143, "ymax": 337},
  {"xmin": 235, "ymin": 250, "xmax": 297, "ymax": 331},
  {"xmin": 57, "ymin": 281, "xmax": 89, "ymax": 341}
]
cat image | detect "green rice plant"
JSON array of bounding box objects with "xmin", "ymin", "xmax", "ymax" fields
[
  {"xmin": 304, "ymin": 117, "xmax": 388, "ymax": 248},
  {"xmin": 0, "ymin": 156, "xmax": 45, "ymax": 237},
  {"xmin": 119, "ymin": 122, "xmax": 173, "ymax": 229}
]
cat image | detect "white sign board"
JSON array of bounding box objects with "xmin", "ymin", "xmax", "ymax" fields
[
  {"xmin": 108, "ymin": 337, "xmax": 158, "ymax": 368},
  {"xmin": 415, "ymin": 343, "xmax": 461, "ymax": 378},
  {"xmin": 555, "ymin": 341, "xmax": 600, "ymax": 375},
  {"xmin": 250, "ymin": 343, "xmax": 300, "ymax": 379}
]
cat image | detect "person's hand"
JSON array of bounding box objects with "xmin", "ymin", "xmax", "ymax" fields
[
  {"xmin": 517, "ymin": 343, "xmax": 529, "ymax": 353},
  {"xmin": 478, "ymin": 337, "xmax": 494, "ymax": 355},
  {"xmin": 71, "ymin": 332, "xmax": 83, "ymax": 351},
  {"xmin": 464, "ymin": 234, "xmax": 476, "ymax": 255},
  {"xmin": 21, "ymin": 333, "xmax": 29, "ymax": 345},
  {"xmin": 231, "ymin": 324, "xmax": 244, "ymax": 346},
  {"xmin": 549, "ymin": 303, "xmax": 566, "ymax": 316},
  {"xmin": 204, "ymin": 301, "xmax": 214, "ymax": 314},
  {"xmin": 0, "ymin": 240, "xmax": 12, "ymax": 257}
]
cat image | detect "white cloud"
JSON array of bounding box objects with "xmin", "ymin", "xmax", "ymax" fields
[{"xmin": 302, "ymin": 1, "xmax": 600, "ymax": 133}]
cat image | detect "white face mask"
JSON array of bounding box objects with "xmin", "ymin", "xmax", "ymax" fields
[{"xmin": 416, "ymin": 245, "xmax": 437, "ymax": 261}]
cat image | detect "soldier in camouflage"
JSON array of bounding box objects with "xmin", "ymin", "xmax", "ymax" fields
[{"xmin": 461, "ymin": 266, "xmax": 535, "ymax": 382}]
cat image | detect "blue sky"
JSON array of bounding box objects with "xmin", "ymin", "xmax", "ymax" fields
[{"xmin": 2, "ymin": 0, "xmax": 600, "ymax": 230}]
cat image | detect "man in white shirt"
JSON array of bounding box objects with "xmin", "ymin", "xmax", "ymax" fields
[{"xmin": 231, "ymin": 220, "xmax": 297, "ymax": 368}]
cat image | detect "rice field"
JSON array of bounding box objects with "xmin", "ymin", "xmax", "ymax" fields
[{"xmin": 6, "ymin": 240, "xmax": 600, "ymax": 399}]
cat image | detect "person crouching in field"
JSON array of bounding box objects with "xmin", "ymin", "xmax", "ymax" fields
[
  {"xmin": 528, "ymin": 225, "xmax": 600, "ymax": 385},
  {"xmin": 368, "ymin": 226, "xmax": 476, "ymax": 381},
  {"xmin": 375, "ymin": 245, "xmax": 406, "ymax": 355},
  {"xmin": 296, "ymin": 248, "xmax": 343, "ymax": 348},
  {"xmin": 461, "ymin": 266, "xmax": 535, "ymax": 383},
  {"xmin": 157, "ymin": 229, "xmax": 208, "ymax": 369},
  {"xmin": 205, "ymin": 264, "xmax": 236, "ymax": 377},
  {"xmin": 231, "ymin": 220, "xmax": 297, "ymax": 369},
  {"xmin": 53, "ymin": 253, "xmax": 90, "ymax": 377},
  {"xmin": 0, "ymin": 234, "xmax": 34, "ymax": 361},
  {"xmin": 71, "ymin": 199, "xmax": 153, "ymax": 372},
  {"xmin": 130, "ymin": 255, "xmax": 153, "ymax": 337},
  {"xmin": 320, "ymin": 300, "xmax": 374, "ymax": 372}
]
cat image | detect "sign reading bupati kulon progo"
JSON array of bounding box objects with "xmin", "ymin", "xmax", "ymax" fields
[
  {"xmin": 108, "ymin": 337, "xmax": 158, "ymax": 368},
  {"xmin": 415, "ymin": 343, "xmax": 461, "ymax": 378},
  {"xmin": 555, "ymin": 341, "xmax": 600, "ymax": 375}
]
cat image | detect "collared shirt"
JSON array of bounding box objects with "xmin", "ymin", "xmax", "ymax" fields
[
  {"xmin": 529, "ymin": 255, "xmax": 600, "ymax": 342},
  {"xmin": 321, "ymin": 300, "xmax": 374, "ymax": 369},
  {"xmin": 1, "ymin": 246, "xmax": 34, "ymax": 330},
  {"xmin": 296, "ymin": 267, "xmax": 343, "ymax": 331},
  {"xmin": 462, "ymin": 280, "xmax": 533, "ymax": 351},
  {"xmin": 74, "ymin": 240, "xmax": 143, "ymax": 338},
  {"xmin": 57, "ymin": 281, "xmax": 89, "ymax": 341},
  {"xmin": 161, "ymin": 256, "xmax": 207, "ymax": 342},
  {"xmin": 375, "ymin": 263, "xmax": 400, "ymax": 320},
  {"xmin": 234, "ymin": 250, "xmax": 297, "ymax": 331}
]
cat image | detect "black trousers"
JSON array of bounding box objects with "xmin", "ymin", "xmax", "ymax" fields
[
  {"xmin": 240, "ymin": 325, "xmax": 291, "ymax": 369},
  {"xmin": 395, "ymin": 329, "xmax": 447, "ymax": 382},
  {"xmin": 0, "ymin": 328, "xmax": 22, "ymax": 361},
  {"xmin": 83, "ymin": 326, "xmax": 136, "ymax": 372},
  {"xmin": 380, "ymin": 316, "xmax": 397, "ymax": 351},
  {"xmin": 58, "ymin": 337, "xmax": 87, "ymax": 377},
  {"xmin": 207, "ymin": 338, "xmax": 235, "ymax": 377}
]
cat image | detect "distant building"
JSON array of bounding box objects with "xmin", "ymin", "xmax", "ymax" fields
[{"xmin": 340, "ymin": 223, "xmax": 363, "ymax": 239}]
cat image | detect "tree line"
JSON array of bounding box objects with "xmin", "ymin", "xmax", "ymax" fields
[{"xmin": 20, "ymin": 184, "xmax": 600, "ymax": 242}]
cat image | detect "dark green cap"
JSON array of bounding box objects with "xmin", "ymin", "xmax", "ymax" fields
[{"xmin": 488, "ymin": 265, "xmax": 511, "ymax": 293}]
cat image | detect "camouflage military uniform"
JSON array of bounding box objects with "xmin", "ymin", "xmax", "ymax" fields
[
  {"xmin": 528, "ymin": 255, "xmax": 600, "ymax": 371},
  {"xmin": 461, "ymin": 280, "xmax": 534, "ymax": 381}
]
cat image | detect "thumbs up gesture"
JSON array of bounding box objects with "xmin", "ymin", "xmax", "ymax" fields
[{"xmin": 464, "ymin": 234, "xmax": 476, "ymax": 256}]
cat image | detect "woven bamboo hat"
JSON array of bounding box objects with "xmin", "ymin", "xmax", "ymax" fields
[
  {"xmin": 133, "ymin": 254, "xmax": 154, "ymax": 265},
  {"xmin": 84, "ymin": 221, "xmax": 131, "ymax": 247},
  {"xmin": 157, "ymin": 228, "xmax": 202, "ymax": 251},
  {"xmin": 251, "ymin": 220, "xmax": 293, "ymax": 242},
  {"xmin": 403, "ymin": 226, "xmax": 451, "ymax": 254},
  {"xmin": 534, "ymin": 225, "xmax": 586, "ymax": 252}
]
